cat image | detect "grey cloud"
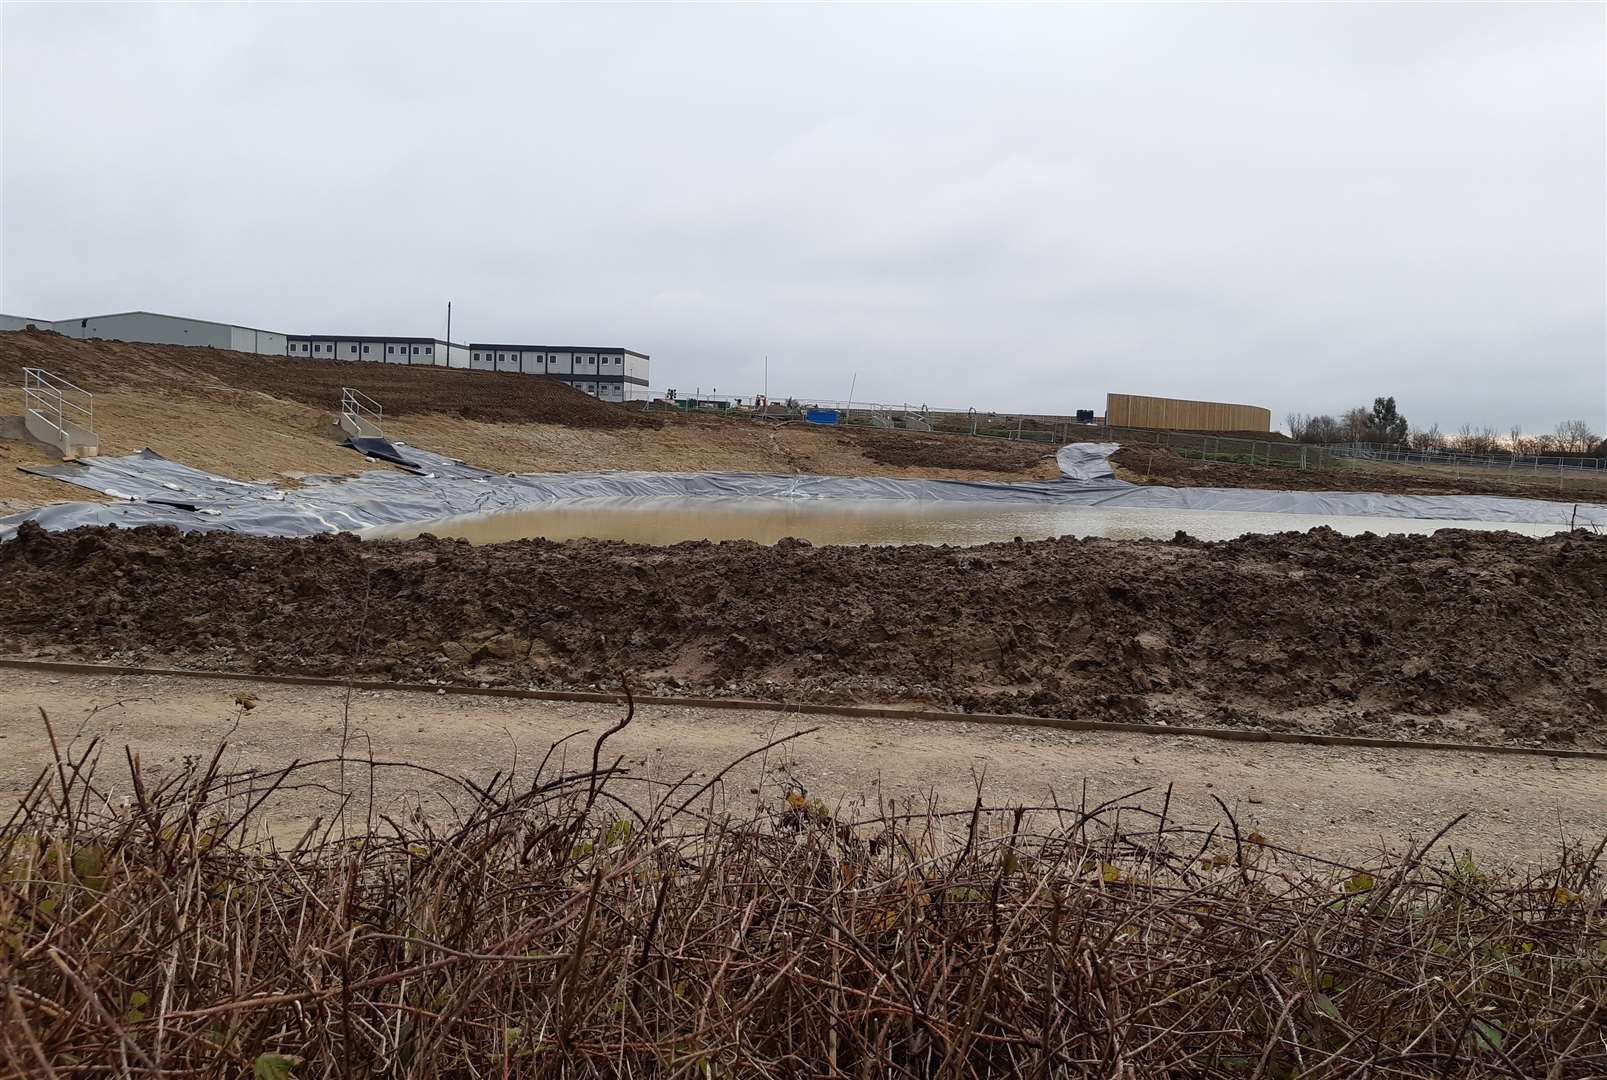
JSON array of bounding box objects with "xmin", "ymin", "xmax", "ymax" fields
[{"xmin": 3, "ymin": 2, "xmax": 1601, "ymax": 432}]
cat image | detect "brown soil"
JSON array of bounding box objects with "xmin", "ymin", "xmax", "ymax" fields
[
  {"xmin": 4, "ymin": 669, "xmax": 1602, "ymax": 864},
  {"xmin": 6, "ymin": 330, "xmax": 1595, "ymax": 513},
  {"xmin": 843, "ymin": 427, "xmax": 1053, "ymax": 471},
  {"xmin": 3, "ymin": 523, "xmax": 1603, "ymax": 747},
  {"xmin": 1, "ymin": 328, "xmax": 647, "ymax": 428},
  {"xmin": 1112, "ymin": 444, "xmax": 1607, "ymax": 505},
  {"xmin": 0, "ymin": 434, "xmax": 114, "ymax": 512},
  {"xmin": 0, "ymin": 332, "xmax": 1060, "ymax": 509},
  {"xmin": 381, "ymin": 413, "xmax": 1062, "ymax": 484}
]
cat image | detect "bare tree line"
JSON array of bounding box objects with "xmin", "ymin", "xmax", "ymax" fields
[{"xmin": 1286, "ymin": 406, "xmax": 1602, "ymax": 456}]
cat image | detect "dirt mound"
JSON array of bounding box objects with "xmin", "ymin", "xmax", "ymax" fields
[
  {"xmin": 1, "ymin": 329, "xmax": 653, "ymax": 429},
  {"xmin": 1112, "ymin": 443, "xmax": 1607, "ymax": 505},
  {"xmin": 1112, "ymin": 445, "xmax": 1364, "ymax": 490},
  {"xmin": 3, "ymin": 524, "xmax": 1603, "ymax": 746},
  {"xmin": 842, "ymin": 428, "xmax": 1052, "ymax": 472}
]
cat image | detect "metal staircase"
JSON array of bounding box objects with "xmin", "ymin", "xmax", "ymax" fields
[
  {"xmin": 22, "ymin": 368, "xmax": 98, "ymax": 459},
  {"xmin": 339, "ymin": 387, "xmax": 384, "ymax": 439}
]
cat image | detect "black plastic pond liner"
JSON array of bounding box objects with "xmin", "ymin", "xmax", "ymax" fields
[
  {"xmin": 20, "ymin": 449, "xmax": 282, "ymax": 506},
  {"xmin": 344, "ymin": 436, "xmax": 413, "ymax": 470},
  {"xmin": 4, "ymin": 443, "xmax": 1602, "ymax": 541}
]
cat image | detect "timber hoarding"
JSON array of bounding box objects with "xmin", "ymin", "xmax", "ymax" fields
[{"xmin": 1105, "ymin": 393, "xmax": 1271, "ymax": 433}]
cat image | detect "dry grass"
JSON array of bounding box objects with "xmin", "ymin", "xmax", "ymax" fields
[
  {"xmin": 1335, "ymin": 456, "xmax": 1607, "ymax": 502},
  {"xmin": 3, "ymin": 698, "xmax": 1604, "ymax": 1078}
]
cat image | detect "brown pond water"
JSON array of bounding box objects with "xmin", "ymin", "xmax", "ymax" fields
[{"xmin": 365, "ymin": 497, "xmax": 1565, "ymax": 546}]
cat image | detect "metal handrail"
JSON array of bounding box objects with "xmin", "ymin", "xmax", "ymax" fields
[
  {"xmin": 340, "ymin": 387, "xmax": 383, "ymax": 434},
  {"xmin": 22, "ymin": 367, "xmax": 94, "ymax": 440}
]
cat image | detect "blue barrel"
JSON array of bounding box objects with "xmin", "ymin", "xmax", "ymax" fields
[{"xmin": 805, "ymin": 409, "xmax": 839, "ymax": 425}]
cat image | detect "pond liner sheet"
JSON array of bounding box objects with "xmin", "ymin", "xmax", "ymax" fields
[
  {"xmin": 4, "ymin": 444, "xmax": 1603, "ymax": 541},
  {"xmin": 343, "ymin": 436, "xmax": 413, "ymax": 470},
  {"xmin": 340, "ymin": 438, "xmax": 497, "ymax": 479}
]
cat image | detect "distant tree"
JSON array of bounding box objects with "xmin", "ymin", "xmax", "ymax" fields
[
  {"xmin": 1295, "ymin": 414, "xmax": 1344, "ymax": 444},
  {"xmin": 1509, "ymin": 426, "xmax": 1541, "ymax": 456},
  {"xmin": 1285, "ymin": 413, "xmax": 1311, "ymax": 441},
  {"xmin": 1554, "ymin": 419, "xmax": 1601, "ymax": 454},
  {"xmin": 1342, "ymin": 407, "xmax": 1374, "ymax": 443},
  {"xmin": 1369, "ymin": 397, "xmax": 1409, "ymax": 442},
  {"xmin": 1409, "ymin": 424, "xmax": 1445, "ymax": 451},
  {"xmin": 1453, "ymin": 424, "xmax": 1501, "ymax": 454}
]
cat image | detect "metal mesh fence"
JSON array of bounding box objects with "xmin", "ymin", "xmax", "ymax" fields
[
  {"xmin": 621, "ymin": 393, "xmax": 1606, "ymax": 497},
  {"xmin": 1329, "ymin": 443, "xmax": 1606, "ymax": 474},
  {"xmin": 1323, "ymin": 443, "xmax": 1607, "ymax": 500}
]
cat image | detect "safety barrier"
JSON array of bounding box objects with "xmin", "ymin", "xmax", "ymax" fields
[
  {"xmin": 21, "ymin": 367, "xmax": 96, "ymax": 458},
  {"xmin": 339, "ymin": 386, "xmax": 384, "ymax": 438}
]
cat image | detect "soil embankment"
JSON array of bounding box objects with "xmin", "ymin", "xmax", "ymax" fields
[
  {"xmin": 7, "ymin": 331, "xmax": 1599, "ymax": 510},
  {"xmin": 1112, "ymin": 443, "xmax": 1607, "ymax": 505},
  {"xmin": 1, "ymin": 328, "xmax": 644, "ymax": 428},
  {"xmin": 0, "ymin": 331, "xmax": 1059, "ymax": 508},
  {"xmin": 2, "ymin": 523, "xmax": 1602, "ymax": 747}
]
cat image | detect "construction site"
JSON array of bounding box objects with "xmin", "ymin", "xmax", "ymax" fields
[
  {"xmin": 3, "ymin": 323, "xmax": 1604, "ymax": 757},
  {"xmin": 8, "ymin": 0, "xmax": 1605, "ymax": 1069},
  {"xmin": 3, "ymin": 327, "xmax": 1606, "ymax": 1077}
]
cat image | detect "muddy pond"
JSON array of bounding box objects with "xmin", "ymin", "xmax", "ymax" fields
[{"xmin": 365, "ymin": 497, "xmax": 1568, "ymax": 546}]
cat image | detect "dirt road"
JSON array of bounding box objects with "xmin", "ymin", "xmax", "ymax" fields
[
  {"xmin": 3, "ymin": 524, "xmax": 1604, "ymax": 747},
  {"xmin": 3, "ymin": 669, "xmax": 1601, "ymax": 865}
]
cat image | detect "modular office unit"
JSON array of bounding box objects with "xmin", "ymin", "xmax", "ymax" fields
[
  {"xmin": 285, "ymin": 335, "xmax": 458, "ymax": 367},
  {"xmin": 2, "ymin": 310, "xmax": 648, "ymax": 398},
  {"xmin": 467, "ymin": 344, "xmax": 650, "ymax": 401}
]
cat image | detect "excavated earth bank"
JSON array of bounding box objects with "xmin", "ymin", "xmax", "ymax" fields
[{"xmin": 1, "ymin": 522, "xmax": 1603, "ymax": 747}]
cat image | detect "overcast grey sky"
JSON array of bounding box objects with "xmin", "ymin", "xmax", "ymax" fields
[{"xmin": 3, "ymin": 3, "xmax": 1603, "ymax": 433}]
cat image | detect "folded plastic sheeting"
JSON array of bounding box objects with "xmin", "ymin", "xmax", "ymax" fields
[
  {"xmin": 1055, "ymin": 442, "xmax": 1124, "ymax": 483},
  {"xmin": 20, "ymin": 449, "xmax": 282, "ymax": 507},
  {"xmin": 342, "ymin": 439, "xmax": 495, "ymax": 480},
  {"xmin": 3, "ymin": 444, "xmax": 1602, "ymax": 541}
]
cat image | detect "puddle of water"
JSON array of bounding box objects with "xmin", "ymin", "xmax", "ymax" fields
[{"xmin": 365, "ymin": 497, "xmax": 1567, "ymax": 546}]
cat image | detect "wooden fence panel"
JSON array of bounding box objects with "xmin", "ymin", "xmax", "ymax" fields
[{"xmin": 1105, "ymin": 393, "xmax": 1271, "ymax": 433}]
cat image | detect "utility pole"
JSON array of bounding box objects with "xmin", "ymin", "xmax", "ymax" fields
[
  {"xmin": 847, "ymin": 372, "xmax": 857, "ymax": 423},
  {"xmin": 445, "ymin": 301, "xmax": 452, "ymax": 367},
  {"xmin": 762, "ymin": 355, "xmax": 769, "ymax": 418}
]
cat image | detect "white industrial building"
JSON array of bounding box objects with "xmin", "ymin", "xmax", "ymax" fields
[
  {"xmin": 286, "ymin": 334, "xmax": 472, "ymax": 370},
  {"xmin": 1, "ymin": 309, "xmax": 649, "ymax": 399},
  {"xmin": 8, "ymin": 310, "xmax": 288, "ymax": 355},
  {"xmin": 466, "ymin": 343, "xmax": 650, "ymax": 401}
]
